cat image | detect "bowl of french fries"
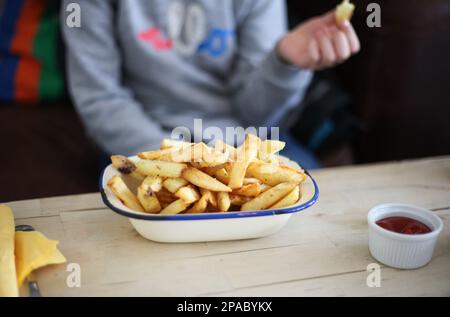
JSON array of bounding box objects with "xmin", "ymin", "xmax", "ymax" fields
[{"xmin": 100, "ymin": 134, "xmax": 319, "ymax": 243}]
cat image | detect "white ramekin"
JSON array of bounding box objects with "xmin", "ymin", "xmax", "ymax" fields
[{"xmin": 368, "ymin": 204, "xmax": 443, "ymax": 269}]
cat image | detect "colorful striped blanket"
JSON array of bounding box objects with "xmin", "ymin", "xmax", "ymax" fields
[{"xmin": 0, "ymin": 0, "xmax": 64, "ymax": 103}]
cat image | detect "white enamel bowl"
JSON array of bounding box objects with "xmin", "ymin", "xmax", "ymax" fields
[{"xmin": 100, "ymin": 156, "xmax": 319, "ymax": 243}]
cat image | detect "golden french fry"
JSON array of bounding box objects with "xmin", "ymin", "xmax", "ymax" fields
[
  {"xmin": 214, "ymin": 140, "xmax": 238, "ymax": 160},
  {"xmin": 111, "ymin": 155, "xmax": 145, "ymax": 181},
  {"xmin": 199, "ymin": 188, "xmax": 218, "ymax": 208},
  {"xmin": 137, "ymin": 187, "xmax": 161, "ymax": 213},
  {"xmin": 136, "ymin": 160, "xmax": 187, "ymax": 178},
  {"xmin": 336, "ymin": 0, "xmax": 355, "ymax": 23},
  {"xmin": 217, "ymin": 192, "xmax": 231, "ymax": 212},
  {"xmin": 108, "ymin": 176, "xmax": 144, "ymax": 212},
  {"xmin": 141, "ymin": 176, "xmax": 163, "ymax": 192},
  {"xmin": 247, "ymin": 162, "xmax": 305, "ymax": 186},
  {"xmin": 214, "ymin": 168, "xmax": 230, "ymax": 184},
  {"xmin": 163, "ymin": 177, "xmax": 189, "ymax": 194},
  {"xmin": 138, "ymin": 148, "xmax": 176, "ymax": 160},
  {"xmin": 200, "ymin": 143, "xmax": 229, "ymax": 166},
  {"xmin": 160, "ymin": 199, "xmax": 190, "ymax": 215},
  {"xmin": 232, "ymin": 183, "xmax": 261, "ymax": 197},
  {"xmin": 270, "ymin": 186, "xmax": 300, "ymax": 209},
  {"xmin": 175, "ymin": 185, "xmax": 200, "ymax": 204},
  {"xmin": 229, "ymin": 194, "xmax": 252, "ymax": 206},
  {"xmin": 136, "ymin": 176, "xmax": 162, "ymax": 213},
  {"xmin": 202, "ymin": 164, "xmax": 226, "ymax": 176},
  {"xmin": 241, "ymin": 182, "xmax": 298, "ymax": 211},
  {"xmin": 160, "ymin": 139, "xmax": 191, "ymax": 149},
  {"xmin": 186, "ymin": 194, "xmax": 209, "ymax": 214},
  {"xmin": 243, "ymin": 178, "xmax": 261, "ymax": 184},
  {"xmin": 182, "ymin": 167, "xmax": 232, "ymax": 192},
  {"xmin": 258, "ymin": 140, "xmax": 285, "ymax": 161},
  {"xmin": 228, "ymin": 134, "xmax": 260, "ymax": 189},
  {"xmin": 154, "ymin": 143, "xmax": 228, "ymax": 166}
]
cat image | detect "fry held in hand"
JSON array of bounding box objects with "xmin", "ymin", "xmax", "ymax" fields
[{"xmin": 336, "ymin": 0, "xmax": 355, "ymax": 23}]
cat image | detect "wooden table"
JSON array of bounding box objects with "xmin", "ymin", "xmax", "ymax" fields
[{"xmin": 6, "ymin": 157, "xmax": 450, "ymax": 296}]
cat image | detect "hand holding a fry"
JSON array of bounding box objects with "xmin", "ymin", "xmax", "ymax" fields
[{"xmin": 276, "ymin": 3, "xmax": 360, "ymax": 70}]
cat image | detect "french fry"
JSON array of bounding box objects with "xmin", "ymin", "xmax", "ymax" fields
[
  {"xmin": 163, "ymin": 177, "xmax": 189, "ymax": 194},
  {"xmin": 199, "ymin": 188, "xmax": 218, "ymax": 208},
  {"xmin": 229, "ymin": 194, "xmax": 252, "ymax": 206},
  {"xmin": 182, "ymin": 167, "xmax": 232, "ymax": 192},
  {"xmin": 186, "ymin": 194, "xmax": 209, "ymax": 214},
  {"xmin": 247, "ymin": 162, "xmax": 305, "ymax": 186},
  {"xmin": 136, "ymin": 176, "xmax": 162, "ymax": 213},
  {"xmin": 228, "ymin": 134, "xmax": 260, "ymax": 189},
  {"xmin": 137, "ymin": 187, "xmax": 161, "ymax": 213},
  {"xmin": 160, "ymin": 139, "xmax": 191, "ymax": 149},
  {"xmin": 111, "ymin": 155, "xmax": 145, "ymax": 181},
  {"xmin": 141, "ymin": 176, "xmax": 163, "ymax": 192},
  {"xmin": 214, "ymin": 140, "xmax": 238, "ymax": 160},
  {"xmin": 270, "ymin": 185, "xmax": 300, "ymax": 209},
  {"xmin": 160, "ymin": 199, "xmax": 190, "ymax": 215},
  {"xmin": 154, "ymin": 143, "xmax": 228, "ymax": 166},
  {"xmin": 107, "ymin": 176, "xmax": 144, "ymax": 212},
  {"xmin": 136, "ymin": 160, "xmax": 187, "ymax": 178},
  {"xmin": 138, "ymin": 148, "xmax": 176, "ymax": 160},
  {"xmin": 217, "ymin": 192, "xmax": 231, "ymax": 212},
  {"xmin": 232, "ymin": 183, "xmax": 261, "ymax": 197},
  {"xmin": 258, "ymin": 140, "xmax": 285, "ymax": 161},
  {"xmin": 202, "ymin": 164, "xmax": 226, "ymax": 176},
  {"xmin": 214, "ymin": 168, "xmax": 230, "ymax": 184},
  {"xmin": 241, "ymin": 182, "xmax": 298, "ymax": 211},
  {"xmin": 336, "ymin": 0, "xmax": 355, "ymax": 23},
  {"xmin": 200, "ymin": 143, "xmax": 229, "ymax": 166},
  {"xmin": 175, "ymin": 185, "xmax": 200, "ymax": 204},
  {"xmin": 243, "ymin": 178, "xmax": 261, "ymax": 184}
]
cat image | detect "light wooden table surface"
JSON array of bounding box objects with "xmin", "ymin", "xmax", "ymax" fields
[{"xmin": 6, "ymin": 157, "xmax": 450, "ymax": 297}]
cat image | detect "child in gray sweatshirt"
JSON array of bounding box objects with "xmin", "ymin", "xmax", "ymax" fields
[{"xmin": 62, "ymin": 0, "xmax": 359, "ymax": 166}]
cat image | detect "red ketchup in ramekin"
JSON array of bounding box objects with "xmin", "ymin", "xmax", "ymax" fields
[{"xmin": 376, "ymin": 216, "xmax": 432, "ymax": 235}]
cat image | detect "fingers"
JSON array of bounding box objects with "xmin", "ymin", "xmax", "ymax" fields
[
  {"xmin": 338, "ymin": 21, "xmax": 361, "ymax": 53},
  {"xmin": 330, "ymin": 26, "xmax": 351, "ymax": 62},
  {"xmin": 313, "ymin": 22, "xmax": 360, "ymax": 69},
  {"xmin": 317, "ymin": 30, "xmax": 336, "ymax": 67}
]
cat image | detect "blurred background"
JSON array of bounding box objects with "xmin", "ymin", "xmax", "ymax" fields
[{"xmin": 1, "ymin": 0, "xmax": 449, "ymax": 202}]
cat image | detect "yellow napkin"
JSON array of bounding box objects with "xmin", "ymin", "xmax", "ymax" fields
[
  {"xmin": 15, "ymin": 231, "xmax": 66, "ymax": 287},
  {"xmin": 0, "ymin": 205, "xmax": 18, "ymax": 297},
  {"xmin": 0, "ymin": 204, "xmax": 66, "ymax": 297}
]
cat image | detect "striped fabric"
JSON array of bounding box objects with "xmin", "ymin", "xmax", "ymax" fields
[{"xmin": 0, "ymin": 0, "xmax": 64, "ymax": 103}]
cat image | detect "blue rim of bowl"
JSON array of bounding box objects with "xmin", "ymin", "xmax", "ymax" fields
[{"xmin": 99, "ymin": 166, "xmax": 319, "ymax": 221}]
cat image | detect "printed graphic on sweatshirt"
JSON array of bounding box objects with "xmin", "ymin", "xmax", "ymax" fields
[{"xmin": 138, "ymin": 1, "xmax": 234, "ymax": 58}]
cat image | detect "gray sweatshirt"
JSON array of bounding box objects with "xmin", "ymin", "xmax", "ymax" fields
[{"xmin": 61, "ymin": 0, "xmax": 313, "ymax": 155}]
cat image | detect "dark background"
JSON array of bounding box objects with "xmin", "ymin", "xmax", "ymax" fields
[{"xmin": 1, "ymin": 0, "xmax": 450, "ymax": 202}]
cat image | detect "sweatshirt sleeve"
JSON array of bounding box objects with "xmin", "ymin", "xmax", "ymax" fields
[
  {"xmin": 230, "ymin": 0, "xmax": 313, "ymax": 127},
  {"xmin": 61, "ymin": 0, "xmax": 166, "ymax": 156}
]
